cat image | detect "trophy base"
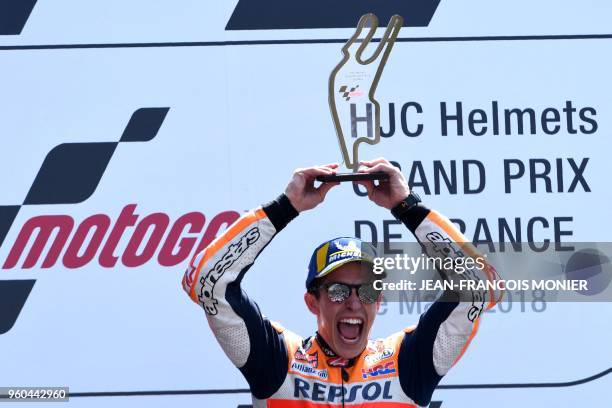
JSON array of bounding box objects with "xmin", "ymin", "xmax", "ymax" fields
[{"xmin": 316, "ymin": 171, "xmax": 389, "ymax": 183}]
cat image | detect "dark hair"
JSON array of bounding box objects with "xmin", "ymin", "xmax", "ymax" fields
[{"xmin": 306, "ymin": 281, "xmax": 321, "ymax": 298}]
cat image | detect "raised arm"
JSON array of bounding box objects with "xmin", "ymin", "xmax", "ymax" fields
[
  {"xmin": 357, "ymin": 158, "xmax": 500, "ymax": 406},
  {"xmin": 182, "ymin": 164, "xmax": 339, "ymax": 399}
]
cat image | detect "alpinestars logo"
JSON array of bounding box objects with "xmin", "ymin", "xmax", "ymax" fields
[
  {"xmin": 0, "ymin": 107, "xmax": 168, "ymax": 335},
  {"xmin": 0, "ymin": 0, "xmax": 38, "ymax": 35},
  {"xmin": 199, "ymin": 227, "xmax": 260, "ymax": 315},
  {"xmin": 226, "ymin": 0, "xmax": 441, "ymax": 30}
]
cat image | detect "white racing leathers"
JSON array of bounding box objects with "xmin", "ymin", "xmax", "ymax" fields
[{"xmin": 183, "ymin": 194, "xmax": 499, "ymax": 407}]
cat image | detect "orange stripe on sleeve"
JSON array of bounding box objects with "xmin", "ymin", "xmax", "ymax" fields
[
  {"xmin": 426, "ymin": 210, "xmax": 467, "ymax": 243},
  {"xmin": 189, "ymin": 208, "xmax": 267, "ymax": 301},
  {"xmin": 427, "ymin": 210, "xmax": 502, "ymax": 308},
  {"xmin": 427, "ymin": 209, "xmax": 491, "ymax": 260}
]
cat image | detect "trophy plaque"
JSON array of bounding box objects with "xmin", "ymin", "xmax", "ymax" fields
[{"xmin": 318, "ymin": 13, "xmax": 403, "ymax": 183}]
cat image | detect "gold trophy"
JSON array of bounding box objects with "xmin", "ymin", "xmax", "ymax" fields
[{"xmin": 319, "ymin": 13, "xmax": 403, "ymax": 183}]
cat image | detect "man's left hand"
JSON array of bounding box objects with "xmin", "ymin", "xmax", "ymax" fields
[{"xmin": 356, "ymin": 158, "xmax": 410, "ymax": 209}]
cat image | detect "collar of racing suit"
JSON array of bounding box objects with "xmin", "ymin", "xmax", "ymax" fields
[{"xmin": 314, "ymin": 331, "xmax": 357, "ymax": 369}]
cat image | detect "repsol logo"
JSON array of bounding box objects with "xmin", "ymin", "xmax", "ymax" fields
[
  {"xmin": 236, "ymin": 401, "xmax": 443, "ymax": 408},
  {"xmin": 0, "ymin": 0, "xmax": 37, "ymax": 35},
  {"xmin": 294, "ymin": 378, "xmax": 393, "ymax": 403},
  {"xmin": 226, "ymin": 0, "xmax": 441, "ymax": 30}
]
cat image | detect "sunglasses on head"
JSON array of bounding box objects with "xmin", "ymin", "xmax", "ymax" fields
[{"xmin": 315, "ymin": 282, "xmax": 381, "ymax": 304}]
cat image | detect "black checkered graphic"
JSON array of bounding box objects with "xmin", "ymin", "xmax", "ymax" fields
[
  {"xmin": 0, "ymin": 107, "xmax": 169, "ymax": 250},
  {"xmin": 339, "ymin": 85, "xmax": 359, "ymax": 101}
]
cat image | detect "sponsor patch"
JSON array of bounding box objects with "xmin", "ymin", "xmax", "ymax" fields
[
  {"xmin": 294, "ymin": 350, "xmax": 318, "ymax": 368},
  {"xmin": 290, "ymin": 362, "xmax": 328, "ymax": 380},
  {"xmin": 364, "ymin": 347, "xmax": 394, "ymax": 365},
  {"xmin": 302, "ymin": 337, "xmax": 314, "ymax": 352},
  {"xmin": 362, "ymin": 361, "xmax": 396, "ymax": 379}
]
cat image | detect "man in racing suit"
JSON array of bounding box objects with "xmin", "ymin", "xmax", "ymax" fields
[{"xmin": 183, "ymin": 158, "xmax": 499, "ymax": 407}]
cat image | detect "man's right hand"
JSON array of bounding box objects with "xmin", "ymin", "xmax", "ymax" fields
[{"xmin": 284, "ymin": 164, "xmax": 340, "ymax": 213}]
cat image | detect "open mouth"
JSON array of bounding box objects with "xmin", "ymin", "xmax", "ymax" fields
[{"xmin": 337, "ymin": 317, "xmax": 364, "ymax": 344}]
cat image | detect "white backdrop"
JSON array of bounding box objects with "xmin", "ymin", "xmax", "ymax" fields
[{"xmin": 1, "ymin": 1, "xmax": 611, "ymax": 407}]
